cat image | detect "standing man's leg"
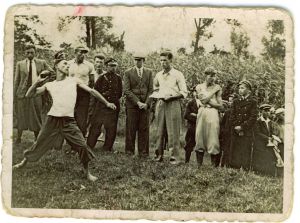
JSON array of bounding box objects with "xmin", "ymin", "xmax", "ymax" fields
[
  {"xmin": 125, "ymin": 108, "xmax": 139, "ymax": 155},
  {"xmin": 103, "ymin": 111, "xmax": 118, "ymax": 151},
  {"xmin": 165, "ymin": 100, "xmax": 182, "ymax": 163},
  {"xmin": 87, "ymin": 116, "xmax": 103, "ymax": 149},
  {"xmin": 155, "ymin": 101, "xmax": 166, "ymax": 161},
  {"xmin": 74, "ymin": 88, "xmax": 90, "ymax": 136},
  {"xmin": 138, "ymin": 109, "xmax": 150, "ymax": 157}
]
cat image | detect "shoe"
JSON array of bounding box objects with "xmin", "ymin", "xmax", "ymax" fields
[
  {"xmin": 196, "ymin": 151, "xmax": 204, "ymax": 167},
  {"xmin": 185, "ymin": 150, "xmax": 192, "ymax": 163},
  {"xmin": 154, "ymin": 155, "xmax": 163, "ymax": 162}
]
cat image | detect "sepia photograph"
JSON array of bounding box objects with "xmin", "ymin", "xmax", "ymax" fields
[{"xmin": 1, "ymin": 4, "xmax": 294, "ymax": 222}]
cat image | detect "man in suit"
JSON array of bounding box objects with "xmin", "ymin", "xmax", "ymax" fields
[
  {"xmin": 124, "ymin": 54, "xmax": 153, "ymax": 157},
  {"xmin": 68, "ymin": 46, "xmax": 96, "ymax": 137},
  {"xmin": 87, "ymin": 58, "xmax": 122, "ymax": 152},
  {"xmin": 14, "ymin": 44, "xmax": 53, "ymax": 143}
]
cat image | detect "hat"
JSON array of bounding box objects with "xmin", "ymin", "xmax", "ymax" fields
[
  {"xmin": 238, "ymin": 80, "xmax": 252, "ymax": 91},
  {"xmin": 133, "ymin": 53, "xmax": 146, "ymax": 60},
  {"xmin": 259, "ymin": 104, "xmax": 272, "ymax": 110},
  {"xmin": 75, "ymin": 46, "xmax": 89, "ymax": 53},
  {"xmin": 204, "ymin": 67, "xmax": 217, "ymax": 75},
  {"xmin": 54, "ymin": 51, "xmax": 66, "ymax": 66},
  {"xmin": 275, "ymin": 108, "xmax": 284, "ymax": 115},
  {"xmin": 105, "ymin": 57, "xmax": 118, "ymax": 66}
]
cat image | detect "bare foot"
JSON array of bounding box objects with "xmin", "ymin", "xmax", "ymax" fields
[
  {"xmin": 13, "ymin": 158, "xmax": 27, "ymax": 170},
  {"xmin": 87, "ymin": 172, "xmax": 98, "ymax": 182}
]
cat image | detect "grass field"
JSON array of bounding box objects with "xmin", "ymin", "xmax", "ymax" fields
[{"xmin": 11, "ymin": 129, "xmax": 283, "ymax": 213}]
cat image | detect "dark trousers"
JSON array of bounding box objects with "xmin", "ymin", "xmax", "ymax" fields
[
  {"xmin": 229, "ymin": 134, "xmax": 253, "ymax": 170},
  {"xmin": 125, "ymin": 108, "xmax": 150, "ymax": 156},
  {"xmin": 87, "ymin": 109, "xmax": 119, "ymax": 151},
  {"xmin": 184, "ymin": 125, "xmax": 196, "ymax": 153},
  {"xmin": 24, "ymin": 116, "xmax": 93, "ymax": 168},
  {"xmin": 74, "ymin": 87, "xmax": 90, "ymax": 136}
]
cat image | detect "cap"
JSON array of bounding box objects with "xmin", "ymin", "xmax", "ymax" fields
[
  {"xmin": 259, "ymin": 104, "xmax": 272, "ymax": 110},
  {"xmin": 54, "ymin": 51, "xmax": 67, "ymax": 66},
  {"xmin": 133, "ymin": 53, "xmax": 146, "ymax": 60},
  {"xmin": 204, "ymin": 66, "xmax": 217, "ymax": 75},
  {"xmin": 105, "ymin": 57, "xmax": 118, "ymax": 66},
  {"xmin": 75, "ymin": 46, "xmax": 89, "ymax": 53},
  {"xmin": 275, "ymin": 108, "xmax": 284, "ymax": 115},
  {"xmin": 238, "ymin": 80, "xmax": 252, "ymax": 91}
]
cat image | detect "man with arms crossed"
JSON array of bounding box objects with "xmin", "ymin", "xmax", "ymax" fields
[{"xmin": 13, "ymin": 52, "xmax": 116, "ymax": 181}]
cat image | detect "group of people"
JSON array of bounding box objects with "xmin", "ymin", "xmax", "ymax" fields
[
  {"xmin": 183, "ymin": 75, "xmax": 284, "ymax": 176},
  {"xmin": 13, "ymin": 44, "xmax": 285, "ymax": 181}
]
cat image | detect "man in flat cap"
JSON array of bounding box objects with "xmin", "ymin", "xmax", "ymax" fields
[
  {"xmin": 124, "ymin": 54, "xmax": 153, "ymax": 157},
  {"xmin": 68, "ymin": 46, "xmax": 96, "ymax": 137},
  {"xmin": 14, "ymin": 44, "xmax": 54, "ymax": 143},
  {"xmin": 153, "ymin": 51, "xmax": 188, "ymax": 164},
  {"xmin": 13, "ymin": 52, "xmax": 116, "ymax": 181},
  {"xmin": 87, "ymin": 57, "xmax": 123, "ymax": 152},
  {"xmin": 252, "ymin": 103, "xmax": 282, "ymax": 176}
]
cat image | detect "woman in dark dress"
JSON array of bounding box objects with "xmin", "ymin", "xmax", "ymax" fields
[{"xmin": 229, "ymin": 80, "xmax": 258, "ymax": 170}]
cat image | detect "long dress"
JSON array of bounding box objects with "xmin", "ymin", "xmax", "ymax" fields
[{"xmin": 195, "ymin": 83, "xmax": 220, "ymax": 155}]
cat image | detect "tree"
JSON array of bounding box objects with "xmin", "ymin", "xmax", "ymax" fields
[
  {"xmin": 192, "ymin": 18, "xmax": 214, "ymax": 53},
  {"xmin": 261, "ymin": 20, "xmax": 285, "ymax": 61},
  {"xmin": 14, "ymin": 15, "xmax": 51, "ymax": 52},
  {"xmin": 226, "ymin": 19, "xmax": 250, "ymax": 59},
  {"xmin": 57, "ymin": 16, "xmax": 125, "ymax": 51}
]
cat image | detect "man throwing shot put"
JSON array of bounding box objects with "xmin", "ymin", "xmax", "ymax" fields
[{"xmin": 13, "ymin": 52, "xmax": 116, "ymax": 181}]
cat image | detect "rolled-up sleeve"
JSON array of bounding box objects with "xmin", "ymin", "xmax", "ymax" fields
[{"xmin": 177, "ymin": 71, "xmax": 188, "ymax": 98}]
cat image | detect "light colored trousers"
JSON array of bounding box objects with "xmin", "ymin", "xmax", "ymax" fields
[{"xmin": 155, "ymin": 99, "xmax": 182, "ymax": 159}]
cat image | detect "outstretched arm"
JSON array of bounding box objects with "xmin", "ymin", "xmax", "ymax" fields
[
  {"xmin": 78, "ymin": 83, "xmax": 116, "ymax": 110},
  {"xmin": 25, "ymin": 76, "xmax": 48, "ymax": 98}
]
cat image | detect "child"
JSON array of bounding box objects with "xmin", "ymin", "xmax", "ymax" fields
[
  {"xmin": 252, "ymin": 104, "xmax": 280, "ymax": 176},
  {"xmin": 229, "ymin": 80, "xmax": 258, "ymax": 170},
  {"xmin": 183, "ymin": 87, "xmax": 200, "ymax": 163}
]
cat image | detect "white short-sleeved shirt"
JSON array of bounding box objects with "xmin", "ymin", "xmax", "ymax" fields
[
  {"xmin": 68, "ymin": 59, "xmax": 96, "ymax": 85},
  {"xmin": 44, "ymin": 77, "xmax": 82, "ymax": 117}
]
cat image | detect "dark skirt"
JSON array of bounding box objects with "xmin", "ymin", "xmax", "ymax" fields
[
  {"xmin": 229, "ymin": 133, "xmax": 253, "ymax": 171},
  {"xmin": 15, "ymin": 96, "xmax": 43, "ymax": 132}
]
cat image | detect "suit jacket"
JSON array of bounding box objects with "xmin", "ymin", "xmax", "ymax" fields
[
  {"xmin": 230, "ymin": 95, "xmax": 258, "ymax": 136},
  {"xmin": 124, "ymin": 67, "xmax": 153, "ymax": 109},
  {"xmin": 255, "ymin": 118, "xmax": 279, "ymax": 143},
  {"xmin": 184, "ymin": 98, "xmax": 198, "ymax": 127},
  {"xmin": 14, "ymin": 58, "xmax": 53, "ymax": 98}
]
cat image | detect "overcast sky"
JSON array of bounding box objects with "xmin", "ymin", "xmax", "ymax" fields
[{"xmin": 34, "ymin": 13, "xmax": 269, "ymax": 56}]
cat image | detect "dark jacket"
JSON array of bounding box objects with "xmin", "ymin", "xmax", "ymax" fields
[
  {"xmin": 94, "ymin": 71, "xmax": 122, "ymax": 112},
  {"xmin": 14, "ymin": 58, "xmax": 53, "ymax": 98},
  {"xmin": 124, "ymin": 67, "xmax": 153, "ymax": 109},
  {"xmin": 184, "ymin": 99, "xmax": 198, "ymax": 127},
  {"xmin": 230, "ymin": 95, "xmax": 258, "ymax": 137}
]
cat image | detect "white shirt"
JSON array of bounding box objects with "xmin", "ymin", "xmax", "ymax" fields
[
  {"xmin": 44, "ymin": 77, "xmax": 82, "ymax": 117},
  {"xmin": 259, "ymin": 116, "xmax": 270, "ymax": 131},
  {"xmin": 153, "ymin": 67, "xmax": 188, "ymax": 98},
  {"xmin": 68, "ymin": 59, "xmax": 96, "ymax": 85},
  {"xmin": 26, "ymin": 58, "xmax": 38, "ymax": 83},
  {"xmin": 135, "ymin": 66, "xmax": 143, "ymax": 78}
]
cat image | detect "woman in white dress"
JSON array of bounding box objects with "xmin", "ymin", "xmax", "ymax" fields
[{"xmin": 194, "ymin": 67, "xmax": 223, "ymax": 167}]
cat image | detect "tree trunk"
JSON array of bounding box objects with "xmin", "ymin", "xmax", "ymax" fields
[
  {"xmin": 194, "ymin": 19, "xmax": 201, "ymax": 53},
  {"xmin": 91, "ymin": 17, "xmax": 96, "ymax": 49},
  {"xmin": 85, "ymin": 17, "xmax": 91, "ymax": 48}
]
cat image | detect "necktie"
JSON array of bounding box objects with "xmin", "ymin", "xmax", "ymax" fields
[{"xmin": 27, "ymin": 59, "xmax": 33, "ymax": 88}]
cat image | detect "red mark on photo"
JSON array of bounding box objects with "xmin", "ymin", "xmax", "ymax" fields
[{"xmin": 74, "ymin": 6, "xmax": 85, "ymax": 16}]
